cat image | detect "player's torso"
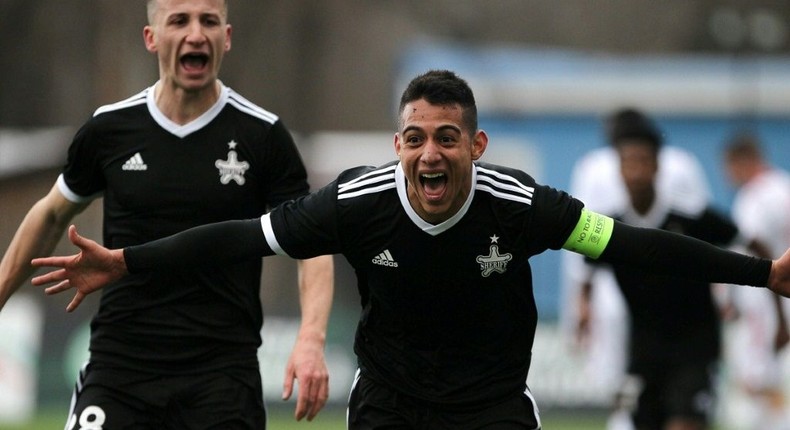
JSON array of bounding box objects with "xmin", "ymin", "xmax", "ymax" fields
[
  {"xmin": 72, "ymin": 90, "xmax": 296, "ymax": 370},
  {"xmin": 348, "ymin": 194, "xmax": 536, "ymax": 332},
  {"xmin": 94, "ymin": 106, "xmax": 269, "ymax": 246},
  {"xmin": 614, "ymin": 207, "xmax": 721, "ymax": 355}
]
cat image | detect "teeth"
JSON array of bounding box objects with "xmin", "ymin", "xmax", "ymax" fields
[{"xmin": 421, "ymin": 173, "xmax": 444, "ymax": 179}]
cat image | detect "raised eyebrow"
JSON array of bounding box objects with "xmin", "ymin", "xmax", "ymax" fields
[
  {"xmin": 401, "ymin": 125, "xmax": 423, "ymax": 135},
  {"xmin": 401, "ymin": 124, "xmax": 462, "ymax": 134},
  {"xmin": 436, "ymin": 125, "xmax": 462, "ymax": 134}
]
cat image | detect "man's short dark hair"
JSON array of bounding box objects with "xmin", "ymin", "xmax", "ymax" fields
[
  {"xmin": 398, "ymin": 70, "xmax": 478, "ymax": 134},
  {"xmin": 724, "ymin": 131, "xmax": 763, "ymax": 160},
  {"xmin": 607, "ymin": 107, "xmax": 662, "ymax": 151}
]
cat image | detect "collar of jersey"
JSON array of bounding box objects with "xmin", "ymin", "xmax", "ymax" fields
[
  {"xmin": 146, "ymin": 81, "xmax": 229, "ymax": 138},
  {"xmin": 395, "ymin": 162, "xmax": 476, "ymax": 236}
]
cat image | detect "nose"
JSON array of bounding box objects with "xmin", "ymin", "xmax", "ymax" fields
[
  {"xmin": 420, "ymin": 139, "xmax": 442, "ymax": 164},
  {"xmin": 185, "ymin": 20, "xmax": 206, "ymax": 44}
]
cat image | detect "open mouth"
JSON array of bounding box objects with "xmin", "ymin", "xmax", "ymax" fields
[
  {"xmin": 180, "ymin": 53, "xmax": 209, "ymax": 72},
  {"xmin": 420, "ymin": 172, "xmax": 447, "ymax": 199}
]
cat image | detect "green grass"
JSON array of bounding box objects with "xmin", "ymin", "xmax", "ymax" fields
[{"xmin": 2, "ymin": 407, "xmax": 609, "ymax": 429}]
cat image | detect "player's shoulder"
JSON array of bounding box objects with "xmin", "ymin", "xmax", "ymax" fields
[
  {"xmin": 476, "ymin": 161, "xmax": 533, "ymax": 180},
  {"xmin": 224, "ymin": 87, "xmax": 280, "ymax": 125},
  {"xmin": 474, "ymin": 161, "xmax": 537, "ymax": 205},
  {"xmin": 741, "ymin": 169, "xmax": 790, "ymax": 202},
  {"xmin": 336, "ymin": 161, "xmax": 398, "ymax": 200},
  {"xmin": 91, "ymin": 88, "xmax": 149, "ymax": 119},
  {"xmin": 660, "ymin": 145, "xmax": 702, "ymax": 166}
]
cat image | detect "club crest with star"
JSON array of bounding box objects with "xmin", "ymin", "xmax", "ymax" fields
[
  {"xmin": 215, "ymin": 140, "xmax": 250, "ymax": 185},
  {"xmin": 476, "ymin": 234, "xmax": 513, "ymax": 277}
]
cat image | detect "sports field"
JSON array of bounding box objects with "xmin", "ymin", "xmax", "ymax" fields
[{"xmin": 5, "ymin": 407, "xmax": 610, "ymax": 429}]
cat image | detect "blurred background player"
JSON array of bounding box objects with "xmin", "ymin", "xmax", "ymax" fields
[
  {"xmin": 0, "ymin": 0, "xmax": 333, "ymax": 428},
  {"xmin": 576, "ymin": 110, "xmax": 772, "ymax": 430},
  {"xmin": 720, "ymin": 132, "xmax": 790, "ymax": 430},
  {"xmin": 561, "ymin": 108, "xmax": 711, "ymax": 427}
]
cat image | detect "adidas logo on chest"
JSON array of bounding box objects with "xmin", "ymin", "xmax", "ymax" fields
[
  {"xmin": 122, "ymin": 152, "xmax": 148, "ymax": 171},
  {"xmin": 372, "ymin": 249, "xmax": 398, "ymax": 267}
]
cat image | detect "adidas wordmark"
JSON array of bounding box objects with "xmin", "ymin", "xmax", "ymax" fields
[{"xmin": 372, "ymin": 250, "xmax": 398, "ymax": 267}]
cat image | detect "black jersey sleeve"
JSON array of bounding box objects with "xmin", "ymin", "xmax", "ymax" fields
[
  {"xmin": 688, "ymin": 207, "xmax": 740, "ymax": 245},
  {"xmin": 265, "ymin": 178, "xmax": 342, "ymax": 258},
  {"xmin": 261, "ymin": 120, "xmax": 311, "ymax": 207},
  {"xmin": 528, "ymin": 184, "xmax": 586, "ymax": 253},
  {"xmin": 125, "ymin": 218, "xmax": 273, "ymax": 273},
  {"xmin": 599, "ymin": 219, "xmax": 771, "ymax": 287},
  {"xmin": 61, "ymin": 117, "xmax": 107, "ymax": 198}
]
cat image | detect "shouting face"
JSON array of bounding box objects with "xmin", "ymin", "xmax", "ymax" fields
[
  {"xmin": 395, "ymin": 98, "xmax": 488, "ymax": 224},
  {"xmin": 144, "ymin": 0, "xmax": 231, "ymax": 94}
]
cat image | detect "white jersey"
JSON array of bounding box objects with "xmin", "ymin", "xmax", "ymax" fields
[
  {"xmin": 728, "ymin": 168, "xmax": 790, "ymax": 391},
  {"xmin": 569, "ymin": 145, "xmax": 710, "ymax": 215},
  {"xmin": 732, "ymin": 169, "xmax": 790, "ymax": 259}
]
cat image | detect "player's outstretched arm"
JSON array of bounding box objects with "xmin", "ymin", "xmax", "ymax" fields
[
  {"xmin": 31, "ymin": 225, "xmax": 127, "ymax": 312},
  {"xmin": 767, "ymin": 248, "xmax": 790, "ymax": 298},
  {"xmin": 564, "ymin": 209, "xmax": 773, "ymax": 289}
]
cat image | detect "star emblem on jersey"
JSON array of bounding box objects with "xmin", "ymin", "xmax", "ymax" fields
[
  {"xmin": 215, "ymin": 140, "xmax": 250, "ymax": 185},
  {"xmin": 476, "ymin": 235, "xmax": 512, "ymax": 277}
]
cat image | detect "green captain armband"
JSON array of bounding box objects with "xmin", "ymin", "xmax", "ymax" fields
[{"xmin": 561, "ymin": 209, "xmax": 614, "ymax": 259}]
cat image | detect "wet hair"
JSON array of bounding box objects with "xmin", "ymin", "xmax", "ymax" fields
[
  {"xmin": 607, "ymin": 107, "xmax": 662, "ymax": 152},
  {"xmin": 398, "ymin": 70, "xmax": 478, "ymax": 134}
]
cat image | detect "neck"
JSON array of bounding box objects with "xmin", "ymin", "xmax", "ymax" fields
[{"xmin": 154, "ymin": 80, "xmax": 221, "ymax": 125}]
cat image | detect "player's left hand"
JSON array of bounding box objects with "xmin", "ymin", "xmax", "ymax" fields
[{"xmin": 282, "ymin": 331, "xmax": 330, "ymax": 421}]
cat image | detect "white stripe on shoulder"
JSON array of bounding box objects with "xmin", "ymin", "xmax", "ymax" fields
[
  {"xmin": 476, "ymin": 166, "xmax": 534, "ymax": 205},
  {"xmin": 337, "ymin": 165, "xmax": 397, "ymax": 200},
  {"xmin": 227, "ymin": 89, "xmax": 279, "ymax": 124},
  {"xmin": 93, "ymin": 89, "xmax": 148, "ymax": 117}
]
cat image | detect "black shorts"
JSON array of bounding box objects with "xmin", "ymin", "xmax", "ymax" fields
[
  {"xmin": 627, "ymin": 360, "xmax": 717, "ymax": 429},
  {"xmin": 64, "ymin": 361, "xmax": 266, "ymax": 430},
  {"xmin": 347, "ymin": 370, "xmax": 541, "ymax": 430}
]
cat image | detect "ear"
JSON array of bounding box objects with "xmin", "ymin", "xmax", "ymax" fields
[
  {"xmin": 143, "ymin": 26, "xmax": 157, "ymax": 53},
  {"xmin": 393, "ymin": 132, "xmax": 402, "ymax": 157},
  {"xmin": 224, "ymin": 24, "xmax": 232, "ymax": 52},
  {"xmin": 471, "ymin": 130, "xmax": 488, "ymax": 160}
]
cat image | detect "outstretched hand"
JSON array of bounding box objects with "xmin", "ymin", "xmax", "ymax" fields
[
  {"xmin": 768, "ymin": 248, "xmax": 790, "ymax": 298},
  {"xmin": 31, "ymin": 225, "xmax": 127, "ymax": 312}
]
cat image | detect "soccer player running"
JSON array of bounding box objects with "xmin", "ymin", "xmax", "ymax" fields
[
  {"xmin": 0, "ymin": 0, "xmax": 332, "ymax": 428},
  {"xmin": 562, "ymin": 108, "xmax": 711, "ymax": 423},
  {"xmin": 576, "ymin": 112, "xmax": 774, "ymax": 430},
  {"xmin": 31, "ymin": 70, "xmax": 790, "ymax": 430}
]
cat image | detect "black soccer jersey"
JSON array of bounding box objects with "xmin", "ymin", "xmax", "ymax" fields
[
  {"xmin": 608, "ymin": 197, "xmax": 740, "ymax": 368},
  {"xmin": 261, "ymin": 160, "xmax": 584, "ymax": 407},
  {"xmin": 59, "ymin": 83, "xmax": 310, "ymax": 372}
]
